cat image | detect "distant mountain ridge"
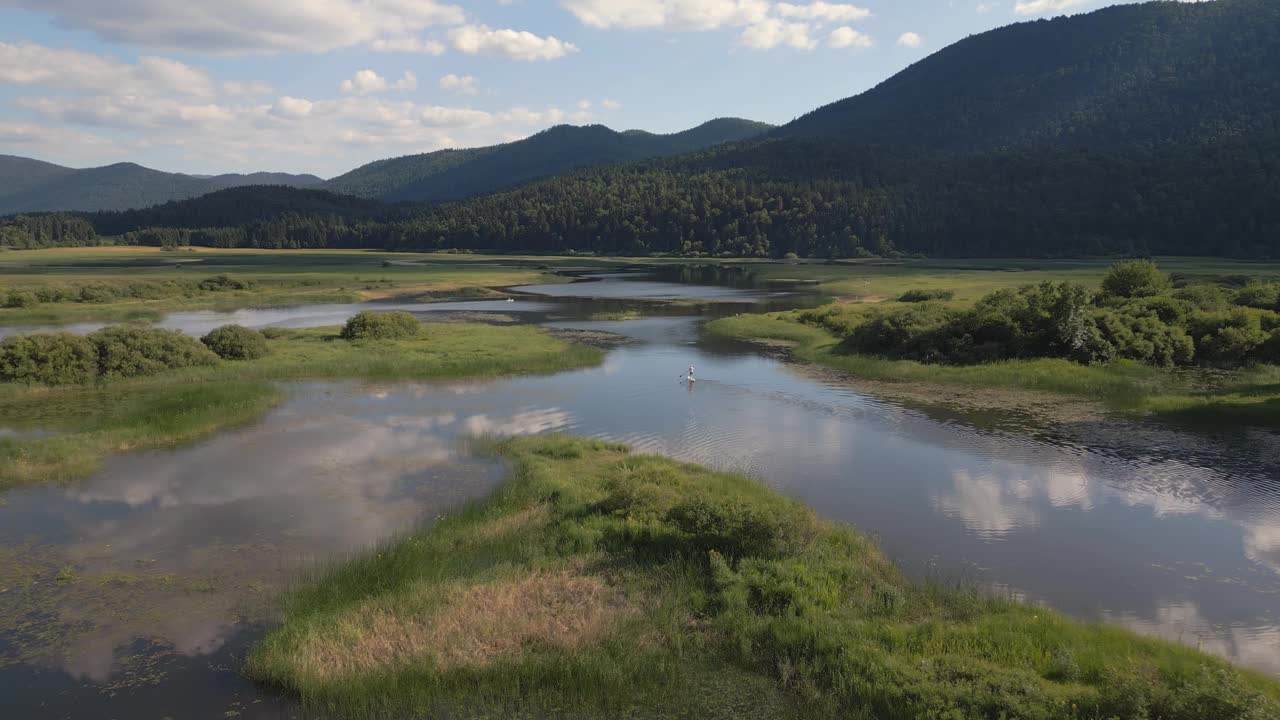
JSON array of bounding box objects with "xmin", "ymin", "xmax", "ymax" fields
[
  {"xmin": 322, "ymin": 118, "xmax": 774, "ymax": 203},
  {"xmin": 0, "ymin": 155, "xmax": 323, "ymax": 215}
]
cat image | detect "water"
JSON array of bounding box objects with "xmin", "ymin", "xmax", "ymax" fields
[{"xmin": 2, "ymin": 273, "xmax": 1279, "ymax": 718}]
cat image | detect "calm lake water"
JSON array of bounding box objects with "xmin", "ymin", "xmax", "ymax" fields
[{"xmin": 2, "ymin": 271, "xmax": 1279, "ymax": 718}]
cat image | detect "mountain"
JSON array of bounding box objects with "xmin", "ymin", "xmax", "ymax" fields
[
  {"xmin": 780, "ymin": 0, "xmax": 1280, "ymax": 150},
  {"xmin": 0, "ymin": 156, "xmax": 323, "ymax": 215},
  {"xmin": 8, "ymin": 0, "xmax": 1278, "ymax": 258},
  {"xmin": 322, "ymin": 118, "xmax": 774, "ymax": 203}
]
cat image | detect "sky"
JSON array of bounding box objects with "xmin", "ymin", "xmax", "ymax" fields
[{"xmin": 0, "ymin": 0, "xmax": 1151, "ymax": 178}]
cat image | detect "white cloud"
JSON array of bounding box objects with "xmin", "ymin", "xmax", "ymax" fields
[
  {"xmin": 448, "ymin": 25, "xmax": 578, "ymax": 61},
  {"xmin": 0, "ymin": 0, "xmax": 467, "ymax": 54},
  {"xmin": 896, "ymin": 31, "xmax": 922, "ymax": 48},
  {"xmin": 828, "ymin": 26, "xmax": 872, "ymax": 49},
  {"xmin": 221, "ymin": 80, "xmax": 273, "ymax": 97},
  {"xmin": 438, "ymin": 73, "xmax": 479, "ymax": 95},
  {"xmin": 739, "ymin": 19, "xmax": 816, "ymax": 50},
  {"xmin": 562, "ymin": 0, "xmax": 770, "ymax": 31},
  {"xmin": 340, "ymin": 69, "xmax": 417, "ymax": 95},
  {"xmin": 577, "ymin": 99, "xmax": 592, "ymax": 110},
  {"xmin": 602, "ymin": 98, "xmax": 623, "ymax": 110},
  {"xmin": 1014, "ymin": 0, "xmax": 1092, "ymax": 15},
  {"xmin": 0, "ymin": 42, "xmax": 216, "ymax": 97},
  {"xmin": 370, "ymin": 37, "xmax": 448, "ymax": 55},
  {"xmin": 774, "ymin": 2, "xmax": 870, "ymax": 23},
  {"xmin": 976, "ymin": 2, "xmax": 995, "ymax": 13},
  {"xmin": 271, "ymin": 96, "xmax": 314, "ymax": 118},
  {"xmin": 340, "ymin": 70, "xmax": 388, "ymax": 95}
]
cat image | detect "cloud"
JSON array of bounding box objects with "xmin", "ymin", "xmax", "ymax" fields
[
  {"xmin": 562, "ymin": 0, "xmax": 770, "ymax": 31},
  {"xmin": 739, "ymin": 19, "xmax": 817, "ymax": 50},
  {"xmin": 1014, "ymin": 0, "xmax": 1092, "ymax": 15},
  {"xmin": 439, "ymin": 73, "xmax": 479, "ymax": 95},
  {"xmin": 0, "ymin": 42, "xmax": 216, "ymax": 97},
  {"xmin": 774, "ymin": 2, "xmax": 870, "ymax": 23},
  {"xmin": 271, "ymin": 96, "xmax": 314, "ymax": 118},
  {"xmin": 896, "ymin": 31, "xmax": 922, "ymax": 48},
  {"xmin": 0, "ymin": 0, "xmax": 467, "ymax": 54},
  {"xmin": 447, "ymin": 25, "xmax": 578, "ymax": 61},
  {"xmin": 0, "ymin": 121, "xmax": 125, "ymax": 162},
  {"xmin": 340, "ymin": 69, "xmax": 416, "ymax": 95},
  {"xmin": 602, "ymin": 98, "xmax": 623, "ymax": 110},
  {"xmin": 828, "ymin": 26, "xmax": 873, "ymax": 49}
]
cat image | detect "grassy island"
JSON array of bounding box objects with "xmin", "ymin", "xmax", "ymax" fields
[
  {"xmin": 0, "ymin": 323, "xmax": 601, "ymax": 489},
  {"xmin": 247, "ymin": 436, "xmax": 1280, "ymax": 720}
]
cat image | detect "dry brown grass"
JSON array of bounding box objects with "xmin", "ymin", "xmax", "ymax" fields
[{"xmin": 294, "ymin": 569, "xmax": 633, "ymax": 681}]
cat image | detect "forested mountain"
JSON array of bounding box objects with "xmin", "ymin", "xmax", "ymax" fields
[
  {"xmin": 4, "ymin": 0, "xmax": 1278, "ymax": 258},
  {"xmin": 322, "ymin": 118, "xmax": 774, "ymax": 203},
  {"xmin": 0, "ymin": 156, "xmax": 322, "ymax": 214},
  {"xmin": 780, "ymin": 0, "xmax": 1280, "ymax": 150}
]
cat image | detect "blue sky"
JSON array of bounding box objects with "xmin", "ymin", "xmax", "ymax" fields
[{"xmin": 0, "ymin": 1, "xmax": 1141, "ymax": 177}]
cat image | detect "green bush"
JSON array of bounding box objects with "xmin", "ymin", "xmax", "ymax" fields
[
  {"xmin": 0, "ymin": 333, "xmax": 98, "ymax": 385},
  {"xmin": 78, "ymin": 284, "xmax": 118, "ymax": 303},
  {"xmin": 1101, "ymin": 259, "xmax": 1172, "ymax": 299},
  {"xmin": 260, "ymin": 327, "xmax": 293, "ymax": 340},
  {"xmin": 34, "ymin": 286, "xmax": 74, "ymax": 303},
  {"xmin": 844, "ymin": 302, "xmax": 952, "ymax": 359},
  {"xmin": 1174, "ymin": 284, "xmax": 1232, "ymax": 311},
  {"xmin": 5, "ymin": 290, "xmax": 37, "ymax": 308},
  {"xmin": 201, "ymin": 324, "xmax": 269, "ymax": 361},
  {"xmin": 666, "ymin": 496, "xmax": 801, "ymax": 559},
  {"xmin": 897, "ymin": 289, "xmax": 955, "ymax": 302},
  {"xmin": 339, "ymin": 311, "xmax": 420, "ymax": 341},
  {"xmin": 1094, "ymin": 310, "xmax": 1195, "ymax": 366},
  {"xmin": 89, "ymin": 326, "xmax": 219, "ymax": 379},
  {"xmin": 1189, "ymin": 309, "xmax": 1270, "ymax": 366},
  {"xmin": 1235, "ymin": 283, "xmax": 1280, "ymax": 311},
  {"xmin": 199, "ymin": 274, "xmax": 253, "ymax": 292}
]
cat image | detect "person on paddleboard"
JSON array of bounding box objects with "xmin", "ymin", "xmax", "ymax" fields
[{"xmin": 687, "ymin": 365, "xmax": 696, "ymax": 383}]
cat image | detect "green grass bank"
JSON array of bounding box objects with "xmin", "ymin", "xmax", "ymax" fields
[
  {"xmin": 0, "ymin": 324, "xmax": 601, "ymax": 490},
  {"xmin": 706, "ymin": 314, "xmax": 1280, "ymax": 429},
  {"xmin": 247, "ymin": 435, "xmax": 1280, "ymax": 719}
]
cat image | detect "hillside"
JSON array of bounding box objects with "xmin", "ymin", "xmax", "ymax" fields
[
  {"xmin": 322, "ymin": 118, "xmax": 773, "ymax": 203},
  {"xmin": 780, "ymin": 0, "xmax": 1280, "ymax": 150},
  {"xmin": 0, "ymin": 156, "xmax": 322, "ymax": 215}
]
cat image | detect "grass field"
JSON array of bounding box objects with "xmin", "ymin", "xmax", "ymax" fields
[
  {"xmin": 247, "ymin": 435, "xmax": 1280, "ymax": 719},
  {"xmin": 0, "ymin": 247, "xmax": 567, "ymax": 326},
  {"xmin": 0, "ymin": 324, "xmax": 602, "ymax": 490}
]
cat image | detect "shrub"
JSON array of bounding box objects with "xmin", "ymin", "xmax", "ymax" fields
[
  {"xmin": 201, "ymin": 324, "xmax": 268, "ymax": 361},
  {"xmin": 34, "ymin": 286, "xmax": 74, "ymax": 303},
  {"xmin": 5, "ymin": 290, "xmax": 37, "ymax": 308},
  {"xmin": 665, "ymin": 496, "xmax": 802, "ymax": 559},
  {"xmin": 1234, "ymin": 283, "xmax": 1280, "ymax": 311},
  {"xmin": 199, "ymin": 274, "xmax": 253, "ymax": 292},
  {"xmin": 1093, "ymin": 310, "xmax": 1195, "ymax": 367},
  {"xmin": 0, "ymin": 333, "xmax": 98, "ymax": 385},
  {"xmin": 78, "ymin": 284, "xmax": 117, "ymax": 303},
  {"xmin": 897, "ymin": 289, "xmax": 955, "ymax": 303},
  {"xmin": 1101, "ymin": 260, "xmax": 1172, "ymax": 299},
  {"xmin": 1189, "ymin": 309, "xmax": 1269, "ymax": 366},
  {"xmin": 340, "ymin": 311, "xmax": 420, "ymax": 341},
  {"xmin": 260, "ymin": 327, "xmax": 292, "ymax": 340},
  {"xmin": 844, "ymin": 302, "xmax": 952, "ymax": 360},
  {"xmin": 90, "ymin": 326, "xmax": 219, "ymax": 379},
  {"xmin": 1174, "ymin": 284, "xmax": 1232, "ymax": 312}
]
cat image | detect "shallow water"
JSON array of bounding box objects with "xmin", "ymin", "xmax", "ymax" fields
[{"xmin": 2, "ymin": 273, "xmax": 1280, "ymax": 718}]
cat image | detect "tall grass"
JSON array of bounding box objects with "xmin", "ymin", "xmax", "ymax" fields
[{"xmin": 247, "ymin": 436, "xmax": 1280, "ymax": 719}]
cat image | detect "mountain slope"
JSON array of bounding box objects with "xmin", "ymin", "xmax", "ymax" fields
[
  {"xmin": 0, "ymin": 157, "xmax": 323, "ymax": 215},
  {"xmin": 322, "ymin": 118, "xmax": 773, "ymax": 203},
  {"xmin": 780, "ymin": 0, "xmax": 1280, "ymax": 150}
]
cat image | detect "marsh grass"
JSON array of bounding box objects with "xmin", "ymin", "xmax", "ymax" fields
[
  {"xmin": 0, "ymin": 324, "xmax": 601, "ymax": 489},
  {"xmin": 247, "ymin": 436, "xmax": 1280, "ymax": 719},
  {"xmin": 706, "ymin": 314, "xmax": 1280, "ymax": 428}
]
